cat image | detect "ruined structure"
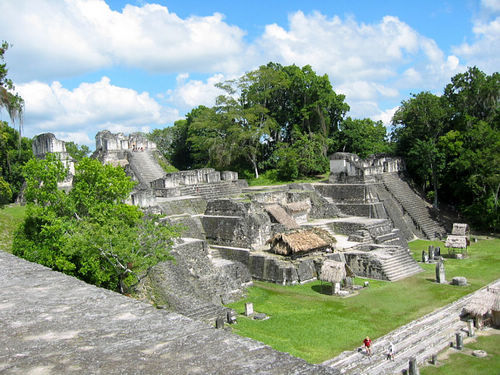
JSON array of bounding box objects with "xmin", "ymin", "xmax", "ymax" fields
[
  {"xmin": 32, "ymin": 133, "xmax": 447, "ymax": 321},
  {"xmin": 32, "ymin": 133, "xmax": 76, "ymax": 191},
  {"xmin": 321, "ymin": 153, "xmax": 446, "ymax": 241}
]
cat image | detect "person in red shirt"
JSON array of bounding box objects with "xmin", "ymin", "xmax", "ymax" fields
[{"xmin": 363, "ymin": 336, "xmax": 372, "ymax": 356}]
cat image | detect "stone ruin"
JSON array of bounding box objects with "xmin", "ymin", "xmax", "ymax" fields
[
  {"xmin": 31, "ymin": 133, "xmax": 448, "ymax": 323},
  {"xmin": 32, "ymin": 133, "xmax": 76, "ymax": 192}
]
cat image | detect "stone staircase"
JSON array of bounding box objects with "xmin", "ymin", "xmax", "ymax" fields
[
  {"xmin": 379, "ymin": 247, "xmax": 423, "ymax": 281},
  {"xmin": 381, "ymin": 174, "xmax": 445, "ymax": 240},
  {"xmin": 323, "ymin": 279, "xmax": 500, "ymax": 375},
  {"xmin": 178, "ymin": 181, "xmax": 242, "ymax": 200},
  {"xmin": 128, "ymin": 150, "xmax": 165, "ymax": 185},
  {"xmin": 171, "ymin": 295, "xmax": 230, "ymax": 324}
]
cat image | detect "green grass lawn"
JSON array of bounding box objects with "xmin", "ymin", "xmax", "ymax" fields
[
  {"xmin": 227, "ymin": 238, "xmax": 500, "ymax": 363},
  {"xmin": 0, "ymin": 204, "xmax": 26, "ymax": 253},
  {"xmin": 420, "ymin": 333, "xmax": 500, "ymax": 375}
]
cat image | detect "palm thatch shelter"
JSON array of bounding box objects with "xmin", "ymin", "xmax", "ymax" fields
[
  {"xmin": 445, "ymin": 223, "xmax": 470, "ymax": 256},
  {"xmin": 267, "ymin": 228, "xmax": 336, "ymax": 257},
  {"xmin": 462, "ymin": 287, "xmax": 500, "ymax": 327},
  {"xmin": 451, "ymin": 223, "xmax": 470, "ymax": 237},
  {"xmin": 319, "ymin": 260, "xmax": 355, "ymax": 295}
]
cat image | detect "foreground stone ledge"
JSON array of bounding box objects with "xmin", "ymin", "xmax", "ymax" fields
[{"xmin": 0, "ymin": 251, "xmax": 335, "ymax": 375}]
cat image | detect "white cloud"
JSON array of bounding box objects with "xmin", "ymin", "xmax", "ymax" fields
[
  {"xmin": 482, "ymin": 0, "xmax": 500, "ymax": 12},
  {"xmin": 17, "ymin": 77, "xmax": 179, "ymax": 146},
  {"xmin": 255, "ymin": 11, "xmax": 465, "ymax": 121},
  {"xmin": 372, "ymin": 106, "xmax": 399, "ymax": 126},
  {"xmin": 0, "ymin": 0, "xmax": 247, "ymax": 81},
  {"xmin": 452, "ymin": 15, "xmax": 500, "ymax": 73},
  {"xmin": 168, "ymin": 74, "xmax": 226, "ymax": 109}
]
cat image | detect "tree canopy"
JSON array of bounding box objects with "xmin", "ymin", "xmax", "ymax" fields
[
  {"xmin": 0, "ymin": 41, "xmax": 24, "ymax": 136},
  {"xmin": 0, "ymin": 121, "xmax": 32, "ymax": 205},
  {"xmin": 13, "ymin": 155, "xmax": 181, "ymax": 293},
  {"xmin": 154, "ymin": 63, "xmax": 351, "ymax": 180},
  {"xmin": 391, "ymin": 67, "xmax": 499, "ymax": 230}
]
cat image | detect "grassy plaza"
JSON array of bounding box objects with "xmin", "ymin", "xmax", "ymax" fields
[{"xmin": 227, "ymin": 238, "xmax": 500, "ymax": 363}]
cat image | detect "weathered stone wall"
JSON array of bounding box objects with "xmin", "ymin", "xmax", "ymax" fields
[
  {"xmin": 214, "ymin": 246, "xmax": 323, "ymax": 285},
  {"xmin": 152, "ymin": 168, "xmax": 238, "ymax": 189},
  {"xmin": 95, "ymin": 130, "xmax": 156, "ymax": 152},
  {"xmin": 202, "ymin": 199, "xmax": 274, "ymax": 249},
  {"xmin": 333, "ymin": 202, "xmax": 387, "ymax": 218},
  {"xmin": 343, "ymin": 251, "xmax": 386, "ymax": 280},
  {"xmin": 1, "ymin": 251, "xmax": 335, "ymax": 374},
  {"xmin": 142, "ymin": 238, "xmax": 251, "ymax": 314},
  {"xmin": 32, "ymin": 133, "xmax": 76, "ymax": 190},
  {"xmin": 329, "ymin": 152, "xmax": 405, "ymax": 183}
]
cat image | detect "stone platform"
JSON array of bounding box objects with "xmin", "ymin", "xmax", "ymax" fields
[{"xmin": 0, "ymin": 251, "xmax": 335, "ymax": 375}]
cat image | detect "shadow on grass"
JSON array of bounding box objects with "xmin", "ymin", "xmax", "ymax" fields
[{"xmin": 311, "ymin": 284, "xmax": 333, "ymax": 295}]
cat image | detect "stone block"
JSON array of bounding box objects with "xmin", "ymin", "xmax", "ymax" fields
[
  {"xmin": 245, "ymin": 302, "xmax": 254, "ymax": 316},
  {"xmin": 297, "ymin": 259, "xmax": 316, "ymax": 283},
  {"xmin": 451, "ymin": 276, "xmax": 467, "ymax": 286},
  {"xmin": 222, "ymin": 171, "xmax": 238, "ymax": 181}
]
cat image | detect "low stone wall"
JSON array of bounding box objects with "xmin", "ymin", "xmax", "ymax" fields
[
  {"xmin": 329, "ymin": 152, "xmax": 405, "ymax": 183},
  {"xmin": 334, "ymin": 202, "xmax": 387, "ymax": 218},
  {"xmin": 314, "ymin": 184, "xmax": 367, "ymax": 202},
  {"xmin": 343, "ymin": 251, "xmax": 386, "ymax": 280},
  {"xmin": 214, "ymin": 246, "xmax": 323, "ymax": 285},
  {"xmin": 152, "ymin": 169, "xmax": 238, "ymax": 189},
  {"xmin": 95, "ymin": 130, "xmax": 156, "ymax": 152}
]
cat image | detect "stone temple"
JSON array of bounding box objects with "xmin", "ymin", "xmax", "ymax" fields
[{"xmin": 32, "ymin": 131, "xmax": 447, "ymax": 323}]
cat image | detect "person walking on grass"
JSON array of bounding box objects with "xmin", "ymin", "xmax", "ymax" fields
[{"xmin": 363, "ymin": 336, "xmax": 372, "ymax": 357}]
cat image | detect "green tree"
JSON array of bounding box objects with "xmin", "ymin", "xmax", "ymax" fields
[
  {"xmin": 181, "ymin": 63, "xmax": 348, "ymax": 179},
  {"xmin": 0, "ymin": 41, "xmax": 24, "ymax": 136},
  {"xmin": 0, "ymin": 174, "xmax": 12, "ymax": 205},
  {"xmin": 13, "ymin": 155, "xmax": 180, "ymax": 293},
  {"xmin": 392, "ymin": 92, "xmax": 448, "ymax": 207},
  {"xmin": 336, "ymin": 117, "xmax": 390, "ymax": 158},
  {"xmin": 65, "ymin": 141, "xmax": 90, "ymax": 161},
  {"xmin": 0, "ymin": 121, "xmax": 32, "ymax": 202},
  {"xmin": 275, "ymin": 133, "xmax": 329, "ymax": 180}
]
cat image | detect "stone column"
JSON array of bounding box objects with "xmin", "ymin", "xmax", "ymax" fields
[
  {"xmin": 408, "ymin": 357, "xmax": 419, "ymax": 375},
  {"xmin": 428, "ymin": 246, "xmax": 434, "ymax": 261},
  {"xmin": 333, "ymin": 282, "xmax": 341, "ymax": 295},
  {"xmin": 431, "ymin": 354, "xmax": 437, "ymax": 365},
  {"xmin": 216, "ymin": 317, "xmax": 224, "ymax": 329},
  {"xmin": 435, "ymin": 247, "xmax": 441, "ymax": 257},
  {"xmin": 456, "ymin": 333, "xmax": 463, "ymax": 350},
  {"xmin": 245, "ymin": 302, "xmax": 254, "ymax": 316},
  {"xmin": 422, "ymin": 251, "xmax": 428, "ymax": 263},
  {"xmin": 467, "ymin": 319, "xmax": 475, "ymax": 337},
  {"xmin": 436, "ymin": 260, "xmax": 446, "ymax": 284}
]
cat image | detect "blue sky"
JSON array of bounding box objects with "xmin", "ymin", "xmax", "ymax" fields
[{"xmin": 0, "ymin": 0, "xmax": 498, "ymax": 148}]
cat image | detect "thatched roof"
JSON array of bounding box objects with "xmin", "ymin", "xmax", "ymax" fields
[
  {"xmin": 284, "ymin": 201, "xmax": 310, "ymax": 213},
  {"xmin": 452, "ymin": 223, "xmax": 469, "ymax": 236},
  {"xmin": 267, "ymin": 228, "xmax": 335, "ymax": 256},
  {"xmin": 320, "ymin": 260, "xmax": 345, "ymax": 283},
  {"xmin": 463, "ymin": 288, "xmax": 500, "ymax": 316},
  {"xmin": 264, "ymin": 204, "xmax": 300, "ymax": 229},
  {"xmin": 445, "ymin": 235, "xmax": 467, "ymax": 248}
]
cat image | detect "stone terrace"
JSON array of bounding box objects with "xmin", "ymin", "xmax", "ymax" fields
[{"xmin": 0, "ymin": 251, "xmax": 336, "ymax": 375}]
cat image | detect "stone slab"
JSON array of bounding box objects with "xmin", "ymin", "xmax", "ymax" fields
[{"xmin": 0, "ymin": 251, "xmax": 335, "ymax": 375}]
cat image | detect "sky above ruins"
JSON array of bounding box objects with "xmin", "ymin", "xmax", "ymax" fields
[{"xmin": 0, "ymin": 0, "xmax": 499, "ymax": 147}]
